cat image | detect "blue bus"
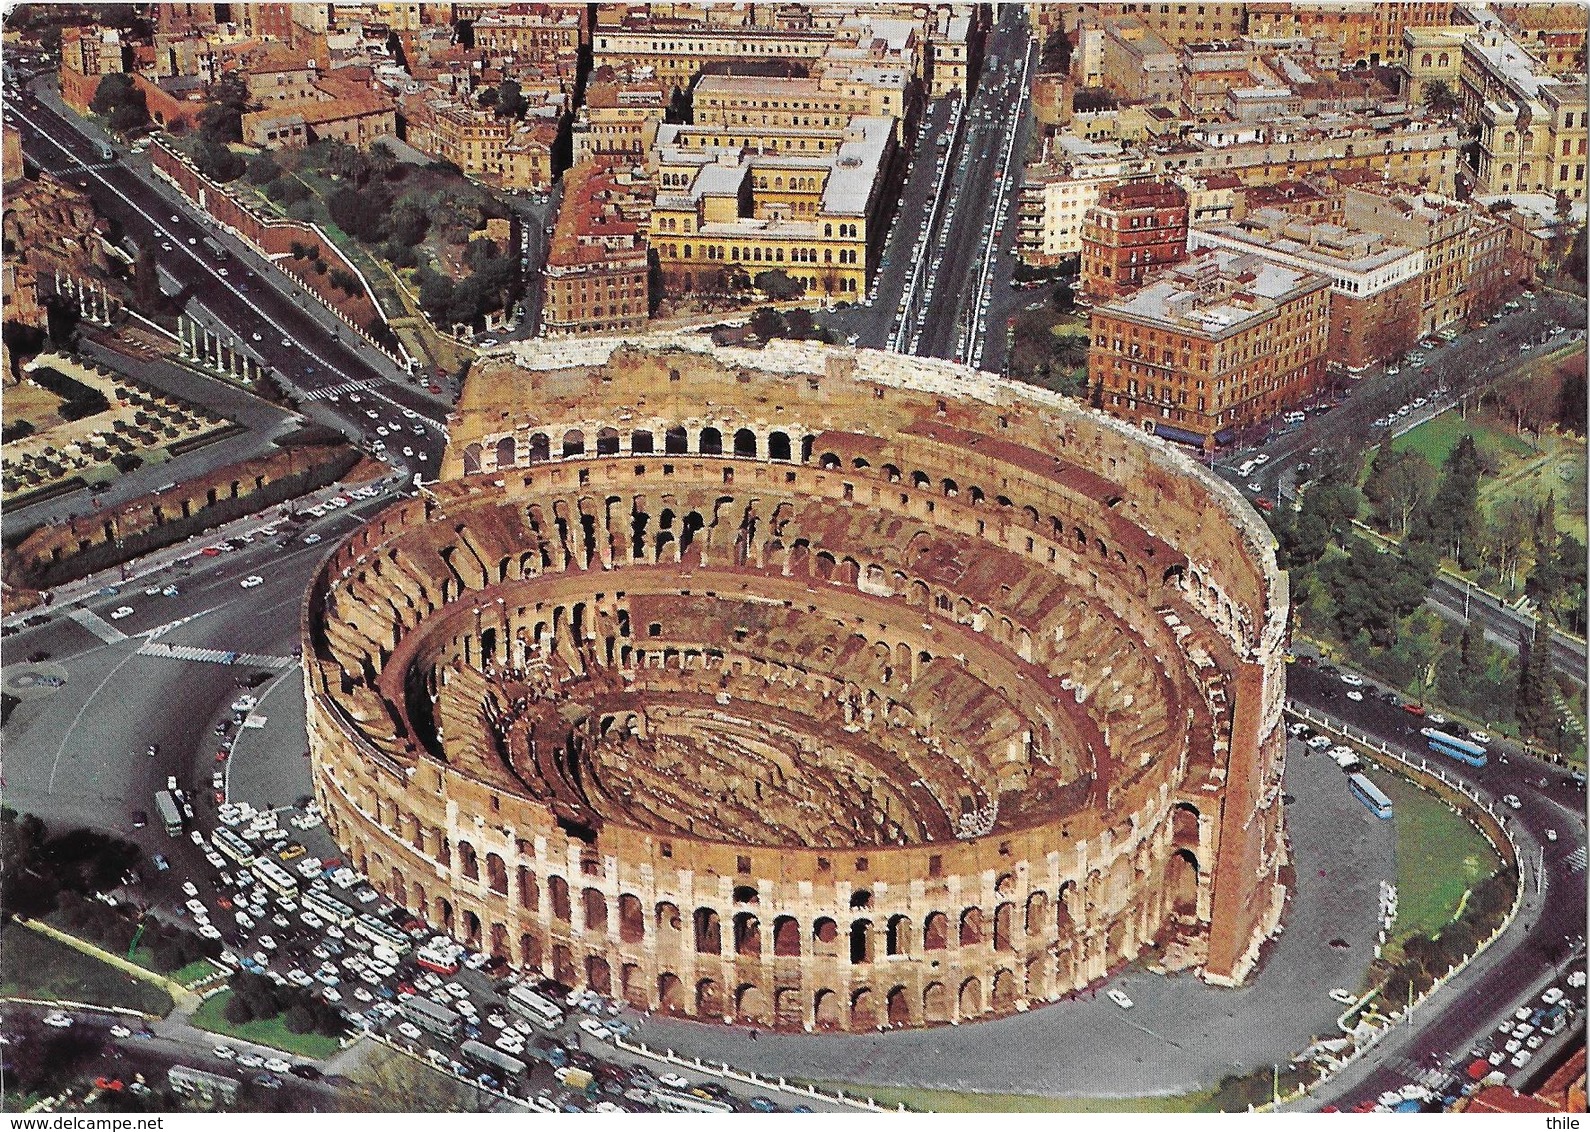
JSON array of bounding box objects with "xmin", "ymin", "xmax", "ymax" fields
[
  {"xmin": 1348, "ymin": 773, "xmax": 1394, "ymax": 820},
  {"xmin": 1421, "ymin": 727, "xmax": 1487, "ymax": 767}
]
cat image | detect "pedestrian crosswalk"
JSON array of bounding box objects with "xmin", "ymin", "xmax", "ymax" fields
[
  {"xmin": 1567, "ymin": 846, "xmax": 1586, "ymax": 874},
  {"xmin": 137, "ymin": 641, "xmax": 297, "ymax": 669},
  {"xmin": 67, "ymin": 607, "xmax": 128, "ymax": 644},
  {"xmin": 302, "ymin": 379, "xmax": 380, "ymax": 401}
]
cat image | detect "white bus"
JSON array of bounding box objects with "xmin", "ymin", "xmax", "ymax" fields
[
  {"xmin": 210, "ymin": 827, "xmax": 255, "ymax": 865},
  {"xmin": 506, "ymin": 984, "xmax": 565, "ymax": 1031},
  {"xmin": 354, "ymin": 912, "xmax": 412, "ymax": 955},
  {"xmin": 303, "ymin": 888, "xmax": 357, "ymax": 928},
  {"xmin": 253, "ymin": 858, "xmax": 299, "ymax": 898}
]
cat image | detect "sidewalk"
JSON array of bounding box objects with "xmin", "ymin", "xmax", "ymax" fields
[{"xmin": 20, "ymin": 917, "xmax": 199, "ymax": 1012}]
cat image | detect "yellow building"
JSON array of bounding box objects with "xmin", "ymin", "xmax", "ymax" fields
[
  {"xmin": 650, "ymin": 115, "xmax": 893, "ymax": 300},
  {"xmin": 572, "ymin": 68, "xmax": 667, "ymax": 165},
  {"xmin": 1460, "ymin": 21, "xmax": 1588, "ymax": 200},
  {"xmin": 1245, "ymin": 2, "xmax": 1453, "ymax": 66}
]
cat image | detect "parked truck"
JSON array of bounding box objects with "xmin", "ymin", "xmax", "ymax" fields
[{"xmin": 153, "ymin": 790, "xmax": 182, "ymax": 837}]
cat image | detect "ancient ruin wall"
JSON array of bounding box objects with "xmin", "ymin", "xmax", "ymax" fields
[{"xmin": 303, "ymin": 338, "xmax": 1289, "ymax": 1031}]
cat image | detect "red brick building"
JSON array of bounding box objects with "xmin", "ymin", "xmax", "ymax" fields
[
  {"xmin": 1080, "ymin": 179, "xmax": 1189, "ymax": 301},
  {"xmin": 542, "ymin": 160, "xmax": 654, "ymax": 337}
]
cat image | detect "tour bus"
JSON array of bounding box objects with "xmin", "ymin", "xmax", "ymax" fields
[
  {"xmin": 211, "ymin": 826, "xmax": 255, "ymax": 865},
  {"xmin": 652, "ymin": 1091, "xmax": 734, "ymax": 1113},
  {"xmin": 461, "ymin": 1039, "xmax": 526, "ymax": 1081},
  {"xmin": 506, "ymin": 984, "xmax": 565, "ymax": 1031},
  {"xmin": 253, "ymin": 858, "xmax": 299, "ymax": 898},
  {"xmin": 1347, "ymin": 772, "xmax": 1394, "ymax": 820},
  {"xmin": 400, "ymin": 994, "xmax": 462, "ymax": 1040},
  {"xmin": 415, "ymin": 939, "xmax": 463, "ymax": 976},
  {"xmin": 1422, "ymin": 727, "xmax": 1488, "ymax": 768},
  {"xmin": 154, "ymin": 790, "xmax": 183, "ymax": 837},
  {"xmin": 302, "ymin": 888, "xmax": 357, "ymax": 928},
  {"xmin": 354, "ymin": 911, "xmax": 412, "ymax": 955}
]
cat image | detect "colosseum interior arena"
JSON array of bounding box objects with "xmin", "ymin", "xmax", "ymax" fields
[{"xmin": 303, "ymin": 335, "xmax": 1291, "ymax": 1033}]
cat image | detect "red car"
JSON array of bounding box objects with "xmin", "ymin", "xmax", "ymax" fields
[
  {"xmin": 213, "ymin": 790, "xmax": 225, "ymax": 803},
  {"xmin": 1401, "ymin": 703, "xmax": 1427, "ymax": 717},
  {"xmin": 215, "ymin": 750, "xmax": 229, "ymax": 762},
  {"xmin": 217, "ymin": 897, "xmax": 233, "ymax": 910},
  {"xmin": 1255, "ymin": 498, "xmax": 1274, "ymax": 512},
  {"xmin": 201, "ymin": 547, "xmax": 222, "ymax": 557},
  {"xmin": 397, "ymin": 981, "xmax": 417, "ymax": 996},
  {"xmin": 93, "ymin": 1078, "xmax": 124, "ymax": 1092}
]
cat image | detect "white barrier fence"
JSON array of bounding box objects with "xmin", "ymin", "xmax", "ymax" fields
[{"xmin": 612, "ymin": 1034, "xmax": 898, "ymax": 1111}]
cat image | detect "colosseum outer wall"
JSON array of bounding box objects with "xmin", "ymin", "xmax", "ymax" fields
[{"xmin": 302, "ymin": 336, "xmax": 1289, "ymax": 1032}]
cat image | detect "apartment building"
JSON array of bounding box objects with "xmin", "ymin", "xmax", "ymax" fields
[
  {"xmin": 572, "ymin": 68, "xmax": 667, "ymax": 164},
  {"xmin": 1017, "ymin": 134, "xmax": 1157, "ymax": 264},
  {"xmin": 1080, "ymin": 179, "xmax": 1190, "ymax": 300},
  {"xmin": 1244, "ymin": 2, "xmax": 1453, "ymax": 66},
  {"xmin": 650, "ymin": 115, "xmax": 893, "ymax": 300},
  {"xmin": 1087, "ymin": 246, "xmax": 1332, "ymax": 448},
  {"xmin": 1460, "ymin": 21, "xmax": 1588, "ymax": 200},
  {"xmin": 1189, "ymin": 207, "xmax": 1425, "ymax": 371},
  {"xmin": 1338, "ymin": 176, "xmax": 1478, "ymax": 335},
  {"xmin": 543, "ymin": 160, "xmax": 653, "ymax": 337},
  {"xmin": 691, "ymin": 69, "xmax": 917, "ymax": 139},
  {"xmin": 1032, "ymin": 3, "xmax": 1250, "ymax": 50}
]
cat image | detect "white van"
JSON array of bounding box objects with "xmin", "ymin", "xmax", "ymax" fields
[{"xmin": 1236, "ymin": 460, "xmax": 1257, "ymax": 478}]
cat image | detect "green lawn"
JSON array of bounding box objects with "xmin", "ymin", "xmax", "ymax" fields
[
  {"xmin": 1365, "ymin": 769, "xmax": 1501, "ymax": 944},
  {"xmin": 190, "ymin": 991, "xmax": 343, "ymax": 1059},
  {"xmin": 1389, "ymin": 408, "xmax": 1534, "ymax": 469},
  {"xmin": 0, "ymin": 925, "xmax": 173, "ymax": 1015},
  {"xmin": 810, "ymin": 1082, "xmax": 1220, "ymax": 1113},
  {"xmin": 126, "ymin": 948, "xmax": 221, "ymax": 988}
]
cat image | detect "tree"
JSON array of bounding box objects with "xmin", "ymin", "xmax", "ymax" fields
[
  {"xmin": 367, "ymin": 140, "xmax": 398, "ymax": 180},
  {"xmin": 494, "ymin": 78, "xmax": 528, "ymax": 119},
  {"xmin": 1363, "ymin": 448, "xmax": 1436, "ymax": 535},
  {"xmin": 195, "ymin": 138, "xmax": 245, "ymax": 182},
  {"xmin": 1558, "ymin": 364, "xmax": 1586, "ymax": 433},
  {"xmin": 1515, "ymin": 611, "xmax": 1558, "ymax": 740},
  {"xmin": 1422, "ymin": 79, "xmax": 1460, "ymax": 119},
  {"xmin": 1040, "ymin": 29, "xmax": 1072, "ymax": 73},
  {"xmin": 198, "ymin": 72, "xmax": 251, "ymax": 144},
  {"xmin": 753, "ymin": 269, "xmax": 803, "ymax": 300},
  {"xmin": 223, "ymin": 993, "xmax": 256, "ymax": 1025},
  {"xmin": 246, "ymin": 151, "xmax": 281, "ymax": 185},
  {"xmin": 90, "ymin": 73, "xmax": 149, "ymax": 134},
  {"xmin": 1419, "ymin": 434, "xmax": 1483, "ymax": 564}
]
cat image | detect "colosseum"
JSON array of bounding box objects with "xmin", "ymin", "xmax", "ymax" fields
[{"xmin": 303, "ymin": 335, "xmax": 1291, "ymax": 1033}]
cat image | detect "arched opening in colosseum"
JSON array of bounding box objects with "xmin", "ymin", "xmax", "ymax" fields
[
  {"xmin": 597, "ymin": 427, "xmax": 620, "ymax": 456},
  {"xmin": 993, "ymin": 902, "xmax": 1016, "ymax": 951},
  {"xmin": 632, "ymin": 429, "xmax": 654, "ymax": 454},
  {"xmin": 849, "ymin": 919, "xmax": 874, "ymax": 964},
  {"xmin": 768, "ymin": 432, "xmax": 791, "ymax": 461},
  {"xmin": 735, "ymin": 983, "xmax": 769, "ymax": 1024},
  {"xmin": 700, "ymin": 427, "xmax": 723, "ymax": 455},
  {"xmin": 1168, "ymin": 848, "xmax": 1201, "ymax": 916},
  {"xmin": 851, "ymin": 987, "xmax": 878, "ymax": 1030},
  {"xmin": 849, "ymin": 889, "xmax": 873, "ymax": 910},
  {"xmin": 459, "ymin": 841, "xmax": 479, "ymax": 880},
  {"xmin": 923, "ymin": 912, "xmax": 948, "ymax": 950},
  {"xmin": 622, "ymin": 964, "xmax": 645, "ymax": 1008},
  {"xmin": 694, "ymin": 907, "xmax": 722, "ymax": 953},
  {"xmin": 390, "ymin": 870, "xmax": 406, "ymax": 908},
  {"xmin": 1056, "ymin": 882, "xmax": 1076, "ymax": 939},
  {"xmin": 733, "ymin": 428, "xmax": 757, "ymax": 457},
  {"xmin": 438, "ymin": 898, "xmax": 454, "ymax": 933},
  {"xmin": 733, "ymin": 912, "xmax": 762, "ymax": 956},
  {"xmin": 563, "ymin": 429, "xmax": 585, "ymax": 457},
  {"xmin": 959, "ymin": 907, "xmax": 984, "ymax": 947},
  {"xmin": 772, "ymin": 916, "xmax": 801, "ymax": 956},
  {"xmin": 696, "ymin": 977, "xmax": 724, "ymax": 1017},
  {"xmin": 553, "ymin": 944, "xmax": 575, "ymax": 985},
  {"xmin": 1025, "ymin": 892, "xmax": 1048, "ymax": 937},
  {"xmin": 665, "ymin": 426, "xmax": 688, "ymax": 454},
  {"xmin": 886, "ymin": 986, "xmax": 911, "ymax": 1026},
  {"xmin": 812, "ymin": 917, "xmax": 840, "ymax": 956},
  {"xmin": 733, "ymin": 884, "xmax": 759, "ymax": 904},
  {"xmin": 490, "ymin": 922, "xmax": 508, "ymax": 958},
  {"xmin": 958, "ymin": 976, "xmax": 982, "ymax": 1018},
  {"xmin": 1026, "ymin": 955, "xmax": 1048, "ymax": 1000},
  {"xmin": 528, "ymin": 432, "xmax": 550, "ymax": 462},
  {"xmin": 774, "ymin": 987, "xmax": 802, "ymax": 1029},
  {"xmin": 519, "ymin": 931, "xmax": 541, "ymax": 968},
  {"xmin": 486, "ymin": 853, "xmax": 507, "ymax": 894},
  {"xmin": 656, "ymin": 902, "xmax": 683, "ymax": 946},
  {"xmin": 583, "ymin": 888, "xmax": 608, "ymax": 932},
  {"xmin": 1172, "ymin": 802, "xmax": 1202, "ymax": 851},
  {"xmin": 658, "ymin": 973, "xmax": 684, "ymax": 1013},
  {"xmin": 813, "ymin": 989, "xmax": 842, "ymax": 1030},
  {"xmin": 886, "ymin": 914, "xmax": 911, "ymax": 956},
  {"xmin": 586, "ymin": 955, "xmax": 612, "ymax": 995},
  {"xmin": 619, "ymin": 895, "xmax": 644, "ymax": 943},
  {"xmin": 496, "ymin": 436, "xmax": 515, "ymax": 468},
  {"xmin": 518, "ymin": 866, "xmax": 538, "ymax": 910},
  {"xmin": 549, "ymin": 876, "xmax": 571, "ymax": 921},
  {"xmin": 463, "ymin": 443, "xmax": 482, "ymax": 474},
  {"xmin": 923, "ymin": 982, "xmax": 949, "ymax": 1023},
  {"xmin": 463, "ymin": 909, "xmax": 482, "ymax": 948},
  {"xmin": 991, "ymin": 968, "xmax": 1018, "ymax": 1011}
]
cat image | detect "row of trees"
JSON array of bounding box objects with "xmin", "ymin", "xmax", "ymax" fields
[
  {"xmin": 1, "ymin": 808, "xmax": 140, "ymax": 920},
  {"xmin": 224, "ymin": 971, "xmax": 344, "ymax": 1037}
]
